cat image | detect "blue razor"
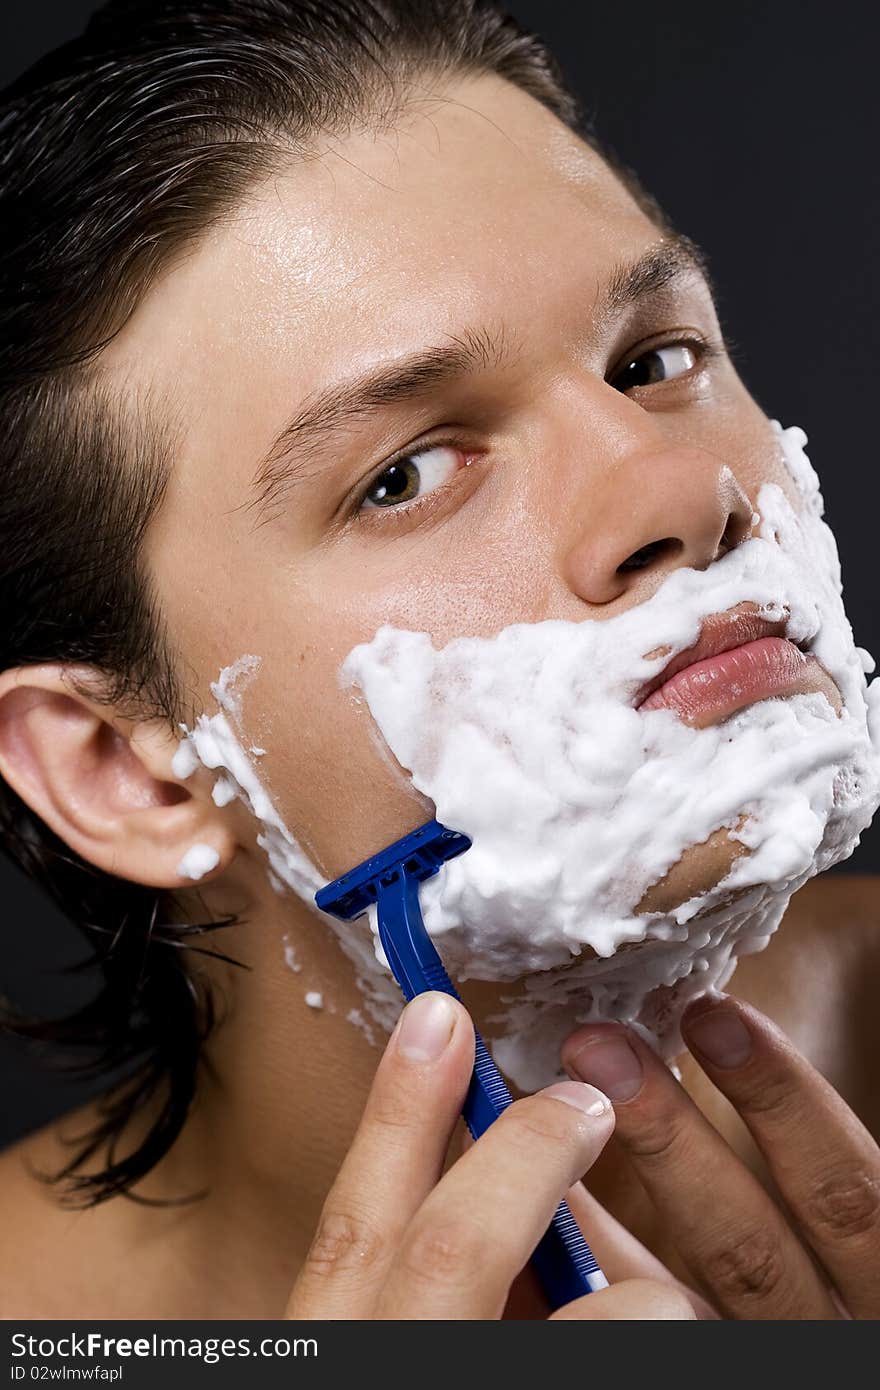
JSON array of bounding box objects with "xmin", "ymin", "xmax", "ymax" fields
[{"xmin": 316, "ymin": 818, "xmax": 608, "ymax": 1310}]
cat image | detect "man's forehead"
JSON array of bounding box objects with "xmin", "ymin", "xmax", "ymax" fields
[
  {"xmin": 210, "ymin": 73, "xmax": 636, "ymax": 272},
  {"xmin": 188, "ymin": 134, "xmax": 643, "ymax": 331},
  {"xmin": 105, "ymin": 72, "xmax": 659, "ymax": 428}
]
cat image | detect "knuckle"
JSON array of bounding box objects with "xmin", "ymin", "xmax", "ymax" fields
[
  {"xmin": 366, "ymin": 1044, "xmax": 460, "ymax": 1137},
  {"xmin": 700, "ymin": 1226, "xmax": 788, "ymax": 1307},
  {"xmin": 305, "ymin": 1205, "xmax": 385, "ymax": 1280},
  {"xmin": 805, "ymin": 1165, "xmax": 880, "ymax": 1243},
  {"xmin": 396, "ymin": 1214, "xmax": 483, "ymax": 1292},
  {"xmin": 367, "ymin": 1085, "xmax": 425, "ymax": 1137},
  {"xmin": 623, "ymin": 1108, "xmax": 690, "ymax": 1165},
  {"xmin": 733, "ymin": 1069, "xmax": 796, "ymax": 1122},
  {"xmin": 503, "ymin": 1094, "xmax": 584, "ymax": 1150}
]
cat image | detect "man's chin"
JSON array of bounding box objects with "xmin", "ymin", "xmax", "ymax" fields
[
  {"xmin": 442, "ymin": 784, "xmax": 851, "ymax": 1092},
  {"xmin": 635, "ymin": 819, "xmax": 752, "ymax": 916},
  {"xmin": 453, "ymin": 858, "xmax": 793, "ymax": 1097}
]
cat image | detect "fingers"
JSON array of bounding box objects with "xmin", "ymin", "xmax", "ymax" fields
[
  {"xmin": 552, "ymin": 1277, "xmax": 696, "ymax": 1321},
  {"xmin": 288, "ymin": 991, "xmax": 474, "ymax": 1318},
  {"xmin": 470, "ymin": 1131, "xmax": 717, "ymax": 1317},
  {"xmin": 564, "ymin": 1182, "xmax": 719, "ymax": 1319},
  {"xmin": 376, "ymin": 1080, "xmax": 615, "ymax": 1318},
  {"xmin": 681, "ymin": 994, "xmax": 880, "ymax": 1319},
  {"xmin": 562, "ymin": 1021, "xmax": 839, "ymax": 1320}
]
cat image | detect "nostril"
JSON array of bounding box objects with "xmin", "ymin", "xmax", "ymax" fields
[
  {"xmin": 617, "ymin": 537, "xmax": 682, "ymax": 574},
  {"xmin": 716, "ymin": 510, "xmax": 749, "ymax": 560}
]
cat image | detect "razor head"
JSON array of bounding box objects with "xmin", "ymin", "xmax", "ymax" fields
[{"xmin": 316, "ymin": 818, "xmax": 472, "ymax": 921}]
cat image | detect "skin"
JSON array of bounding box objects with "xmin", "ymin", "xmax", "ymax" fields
[{"xmin": 0, "ymin": 71, "xmax": 876, "ymax": 1319}]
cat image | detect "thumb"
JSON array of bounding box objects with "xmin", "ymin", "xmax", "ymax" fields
[{"xmin": 551, "ymin": 1277, "xmax": 696, "ymax": 1320}]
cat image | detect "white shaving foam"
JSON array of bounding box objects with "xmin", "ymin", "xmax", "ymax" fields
[
  {"xmin": 177, "ymin": 656, "xmax": 323, "ymax": 901},
  {"xmin": 305, "ymin": 991, "xmax": 324, "ymax": 1010},
  {"xmin": 173, "ymin": 658, "xmax": 400, "ymax": 1038},
  {"xmin": 341, "ymin": 422, "xmax": 880, "ymax": 1089},
  {"xmin": 212, "ymin": 776, "xmax": 237, "ymax": 807},
  {"xmin": 346, "ymin": 1007, "xmax": 377, "ymax": 1046},
  {"xmin": 171, "ymin": 739, "xmax": 200, "ymax": 780},
  {"xmin": 177, "ymin": 843, "xmax": 220, "ymax": 881},
  {"xmin": 173, "ymin": 422, "xmax": 880, "ymax": 1089},
  {"xmin": 282, "ymin": 933, "xmax": 301, "ymax": 973}
]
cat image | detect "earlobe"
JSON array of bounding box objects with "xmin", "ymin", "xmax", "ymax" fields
[{"xmin": 0, "ymin": 664, "xmax": 237, "ymax": 889}]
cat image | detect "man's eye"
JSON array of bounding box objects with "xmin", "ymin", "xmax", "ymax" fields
[
  {"xmin": 360, "ymin": 444, "xmax": 459, "ymax": 510},
  {"xmin": 610, "ymin": 341, "xmax": 699, "ymax": 392}
]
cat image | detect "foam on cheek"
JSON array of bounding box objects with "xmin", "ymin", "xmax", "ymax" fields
[
  {"xmin": 172, "ymin": 422, "xmax": 880, "ymax": 1090},
  {"xmin": 173, "ymin": 657, "xmax": 401, "ymax": 1035},
  {"xmin": 342, "ymin": 422, "xmax": 880, "ymax": 1090}
]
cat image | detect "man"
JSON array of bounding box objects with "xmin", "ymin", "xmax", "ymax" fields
[{"xmin": 0, "ymin": 0, "xmax": 877, "ymax": 1318}]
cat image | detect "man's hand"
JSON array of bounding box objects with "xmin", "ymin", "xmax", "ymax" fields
[
  {"xmin": 562, "ymin": 993, "xmax": 880, "ymax": 1319},
  {"xmin": 285, "ymin": 991, "xmax": 695, "ymax": 1320}
]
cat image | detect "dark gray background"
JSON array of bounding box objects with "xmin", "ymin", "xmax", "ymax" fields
[{"xmin": 2, "ymin": 1, "xmax": 878, "ymax": 1146}]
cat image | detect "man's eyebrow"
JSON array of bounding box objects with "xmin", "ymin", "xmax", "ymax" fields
[
  {"xmin": 247, "ymin": 321, "xmax": 520, "ymax": 524},
  {"xmin": 600, "ymin": 231, "xmax": 713, "ymax": 332},
  {"xmin": 247, "ymin": 231, "xmax": 711, "ymax": 524}
]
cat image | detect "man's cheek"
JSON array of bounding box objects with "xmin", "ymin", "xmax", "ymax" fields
[
  {"xmin": 276, "ymin": 724, "xmax": 433, "ymax": 881},
  {"xmin": 332, "ymin": 423, "xmax": 880, "ymax": 1093}
]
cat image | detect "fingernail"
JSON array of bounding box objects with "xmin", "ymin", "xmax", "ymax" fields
[
  {"xmin": 686, "ymin": 1006, "xmax": 752, "ymax": 1069},
  {"xmin": 566, "ymin": 1034, "xmax": 643, "ymax": 1103},
  {"xmin": 542, "ymin": 1081, "xmax": 612, "ymax": 1117},
  {"xmin": 395, "ymin": 991, "xmax": 457, "ymax": 1062}
]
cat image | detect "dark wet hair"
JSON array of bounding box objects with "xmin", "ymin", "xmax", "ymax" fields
[{"xmin": 0, "ymin": 0, "xmax": 661, "ymax": 1206}]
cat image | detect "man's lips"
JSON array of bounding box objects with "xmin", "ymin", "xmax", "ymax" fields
[{"xmin": 634, "ymin": 610, "xmax": 835, "ymax": 727}]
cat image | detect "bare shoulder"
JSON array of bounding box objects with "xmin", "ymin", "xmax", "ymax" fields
[
  {"xmin": 0, "ymin": 1100, "xmax": 226, "ymax": 1318},
  {"xmin": 0, "ymin": 1121, "xmax": 79, "ymax": 1317},
  {"xmin": 0, "ymin": 1102, "xmax": 142, "ymax": 1319}
]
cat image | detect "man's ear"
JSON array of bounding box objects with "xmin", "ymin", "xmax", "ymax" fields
[{"xmin": 0, "ymin": 663, "xmax": 237, "ymax": 888}]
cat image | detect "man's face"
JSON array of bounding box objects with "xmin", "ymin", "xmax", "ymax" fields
[{"xmin": 105, "ymin": 71, "xmax": 817, "ymax": 907}]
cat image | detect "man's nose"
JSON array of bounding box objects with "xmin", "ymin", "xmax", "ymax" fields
[{"xmin": 561, "ymin": 445, "xmax": 754, "ymax": 608}]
